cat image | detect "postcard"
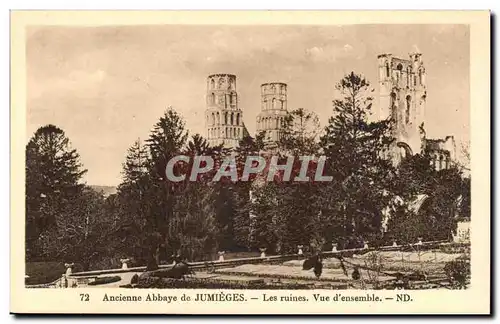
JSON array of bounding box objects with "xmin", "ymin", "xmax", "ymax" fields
[{"xmin": 10, "ymin": 10, "xmax": 490, "ymax": 315}]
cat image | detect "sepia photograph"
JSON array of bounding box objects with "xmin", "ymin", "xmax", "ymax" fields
[{"xmin": 10, "ymin": 10, "xmax": 490, "ymax": 315}]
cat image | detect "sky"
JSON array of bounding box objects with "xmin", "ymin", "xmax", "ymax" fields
[{"xmin": 26, "ymin": 24, "xmax": 470, "ymax": 186}]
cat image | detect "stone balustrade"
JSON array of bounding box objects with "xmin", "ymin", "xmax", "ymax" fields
[{"xmin": 29, "ymin": 239, "xmax": 468, "ymax": 288}]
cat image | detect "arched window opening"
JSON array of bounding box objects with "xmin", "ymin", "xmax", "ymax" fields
[
  {"xmin": 386, "ymin": 62, "xmax": 390, "ymax": 77},
  {"xmin": 211, "ymin": 93, "xmax": 215, "ymax": 104},
  {"xmin": 210, "ymin": 79, "xmax": 215, "ymax": 89},
  {"xmin": 230, "ymin": 113, "xmax": 234, "ymax": 125},
  {"xmin": 406, "ymin": 95, "xmax": 411, "ymax": 124},
  {"xmin": 236, "ymin": 113, "xmax": 240, "ymax": 125},
  {"xmin": 390, "ymin": 92, "xmax": 397, "ymax": 122},
  {"xmin": 224, "ymin": 112, "xmax": 228, "ymax": 125}
]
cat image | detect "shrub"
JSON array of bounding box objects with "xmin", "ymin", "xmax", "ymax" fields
[
  {"xmin": 133, "ymin": 277, "xmax": 312, "ymax": 289},
  {"xmin": 88, "ymin": 276, "xmax": 121, "ymax": 286},
  {"xmin": 130, "ymin": 274, "xmax": 139, "ymax": 285},
  {"xmin": 444, "ymin": 260, "xmax": 470, "ymax": 289},
  {"xmin": 25, "ymin": 262, "xmax": 65, "ymax": 285}
]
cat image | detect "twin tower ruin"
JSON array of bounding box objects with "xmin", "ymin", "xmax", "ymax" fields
[
  {"xmin": 204, "ymin": 52, "xmax": 455, "ymax": 169},
  {"xmin": 204, "ymin": 73, "xmax": 287, "ymax": 148}
]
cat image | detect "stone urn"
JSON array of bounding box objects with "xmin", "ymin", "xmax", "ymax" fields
[
  {"xmin": 120, "ymin": 258, "xmax": 130, "ymax": 270},
  {"xmin": 417, "ymin": 237, "xmax": 423, "ymax": 245},
  {"xmin": 392, "ymin": 240, "xmax": 398, "ymax": 247},
  {"xmin": 259, "ymin": 247, "xmax": 267, "ymax": 258},
  {"xmin": 331, "ymin": 243, "xmax": 338, "ymax": 252},
  {"xmin": 218, "ymin": 251, "xmax": 225, "ymax": 262},
  {"xmin": 64, "ymin": 263, "xmax": 74, "ymax": 276},
  {"xmin": 297, "ymin": 245, "xmax": 304, "ymax": 255},
  {"xmin": 363, "ymin": 241, "xmax": 369, "ymax": 249}
]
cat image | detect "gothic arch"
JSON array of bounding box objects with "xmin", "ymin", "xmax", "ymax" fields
[
  {"xmin": 236, "ymin": 113, "xmax": 240, "ymax": 125},
  {"xmin": 210, "ymin": 79, "xmax": 215, "ymax": 89},
  {"xmin": 396, "ymin": 142, "xmax": 413, "ymax": 158},
  {"xmin": 439, "ymin": 154, "xmax": 445, "ymax": 170},
  {"xmin": 408, "ymin": 194, "xmax": 430, "ymax": 215},
  {"xmin": 216, "ymin": 112, "xmax": 220, "ymax": 125}
]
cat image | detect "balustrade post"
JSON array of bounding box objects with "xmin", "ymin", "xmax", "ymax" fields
[
  {"xmin": 64, "ymin": 263, "xmax": 74, "ymax": 276},
  {"xmin": 120, "ymin": 258, "xmax": 130, "ymax": 270}
]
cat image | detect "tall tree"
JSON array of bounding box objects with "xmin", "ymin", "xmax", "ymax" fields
[
  {"xmin": 25, "ymin": 125, "xmax": 87, "ymax": 260},
  {"xmin": 319, "ymin": 72, "xmax": 395, "ymax": 247},
  {"xmin": 111, "ymin": 139, "xmax": 151, "ymax": 266},
  {"xmin": 250, "ymin": 108, "xmax": 324, "ymax": 254},
  {"xmin": 143, "ymin": 108, "xmax": 188, "ymax": 269}
]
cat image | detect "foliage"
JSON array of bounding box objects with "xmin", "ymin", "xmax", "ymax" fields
[
  {"xmin": 444, "ymin": 260, "xmax": 470, "ymax": 289},
  {"xmin": 25, "ymin": 262, "xmax": 66, "ymax": 285},
  {"xmin": 25, "ymin": 125, "xmax": 87, "ymax": 261},
  {"xmin": 26, "ymin": 72, "xmax": 472, "ymax": 273},
  {"xmin": 318, "ymin": 72, "xmax": 395, "ymax": 245}
]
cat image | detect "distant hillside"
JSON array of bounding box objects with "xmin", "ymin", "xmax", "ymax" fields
[{"xmin": 89, "ymin": 185, "xmax": 117, "ymax": 197}]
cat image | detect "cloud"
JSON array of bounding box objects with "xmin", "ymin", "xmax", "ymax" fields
[{"xmin": 304, "ymin": 43, "xmax": 355, "ymax": 62}]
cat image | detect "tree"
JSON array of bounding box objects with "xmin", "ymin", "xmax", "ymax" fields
[
  {"xmin": 231, "ymin": 133, "xmax": 266, "ymax": 250},
  {"xmin": 249, "ymin": 108, "xmax": 325, "ymax": 254},
  {"xmin": 137, "ymin": 108, "xmax": 189, "ymax": 269},
  {"xmin": 40, "ymin": 186, "xmax": 115, "ymax": 270},
  {"xmin": 25, "ymin": 125, "xmax": 87, "ymax": 260},
  {"xmin": 167, "ymin": 134, "xmax": 219, "ymax": 261},
  {"xmin": 279, "ymin": 108, "xmax": 320, "ymax": 155},
  {"xmin": 111, "ymin": 139, "xmax": 151, "ymax": 266},
  {"xmin": 319, "ymin": 72, "xmax": 395, "ymax": 246}
]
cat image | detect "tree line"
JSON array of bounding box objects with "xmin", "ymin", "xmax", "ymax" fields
[{"xmin": 25, "ymin": 72, "xmax": 470, "ymax": 271}]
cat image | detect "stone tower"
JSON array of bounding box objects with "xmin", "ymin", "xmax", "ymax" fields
[
  {"xmin": 256, "ymin": 82, "xmax": 288, "ymax": 147},
  {"xmin": 205, "ymin": 74, "xmax": 244, "ymax": 148},
  {"xmin": 378, "ymin": 53, "xmax": 427, "ymax": 163}
]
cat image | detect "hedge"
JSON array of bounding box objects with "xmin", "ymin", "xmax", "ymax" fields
[{"xmin": 88, "ymin": 276, "xmax": 122, "ymax": 286}]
